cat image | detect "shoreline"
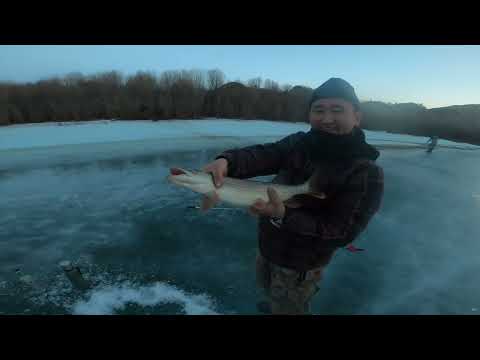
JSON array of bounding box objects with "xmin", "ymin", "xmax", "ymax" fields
[
  {"xmin": 0, "ymin": 117, "xmax": 309, "ymax": 129},
  {"xmin": 0, "ymin": 118, "xmax": 478, "ymax": 150}
]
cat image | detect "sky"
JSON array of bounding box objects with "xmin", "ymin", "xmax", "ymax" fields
[{"xmin": 0, "ymin": 45, "xmax": 479, "ymax": 109}]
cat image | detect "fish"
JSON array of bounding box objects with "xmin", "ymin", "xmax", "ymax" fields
[{"xmin": 167, "ymin": 167, "xmax": 326, "ymax": 212}]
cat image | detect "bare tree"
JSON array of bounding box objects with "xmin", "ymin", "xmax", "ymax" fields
[
  {"xmin": 8, "ymin": 104, "xmax": 23, "ymax": 124},
  {"xmin": 125, "ymin": 71, "xmax": 157, "ymax": 119},
  {"xmin": 158, "ymin": 70, "xmax": 181, "ymax": 118},
  {"xmin": 207, "ymin": 69, "xmax": 225, "ymax": 90},
  {"xmin": 188, "ymin": 69, "xmax": 207, "ymax": 90},
  {"xmin": 264, "ymin": 79, "xmax": 280, "ymax": 91},
  {"xmin": 63, "ymin": 72, "xmax": 85, "ymax": 87},
  {"xmin": 247, "ymin": 77, "xmax": 262, "ymax": 88},
  {"xmin": 126, "ymin": 71, "xmax": 156, "ymax": 94},
  {"xmin": 158, "ymin": 70, "xmax": 181, "ymax": 90},
  {"xmin": 157, "ymin": 69, "xmax": 206, "ymax": 119}
]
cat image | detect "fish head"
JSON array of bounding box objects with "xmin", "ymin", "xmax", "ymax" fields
[
  {"xmin": 167, "ymin": 167, "xmax": 213, "ymax": 194},
  {"xmin": 167, "ymin": 167, "xmax": 196, "ymax": 186}
]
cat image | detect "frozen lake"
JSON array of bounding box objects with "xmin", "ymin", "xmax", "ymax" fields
[{"xmin": 1, "ymin": 119, "xmax": 479, "ymax": 315}]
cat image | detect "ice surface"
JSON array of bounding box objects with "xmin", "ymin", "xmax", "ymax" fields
[
  {"xmin": 71, "ymin": 281, "xmax": 219, "ymax": 315},
  {"xmin": 2, "ymin": 119, "xmax": 477, "ymax": 152},
  {"xmin": 1, "ymin": 119, "xmax": 479, "ymax": 315}
]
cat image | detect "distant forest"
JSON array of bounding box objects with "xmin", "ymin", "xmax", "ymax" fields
[{"xmin": 1, "ymin": 69, "xmax": 479, "ymax": 145}]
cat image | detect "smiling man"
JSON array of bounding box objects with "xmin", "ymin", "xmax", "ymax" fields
[{"xmin": 202, "ymin": 78, "xmax": 384, "ymax": 315}]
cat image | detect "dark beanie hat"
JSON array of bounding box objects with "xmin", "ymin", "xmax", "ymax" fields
[{"xmin": 309, "ymin": 78, "xmax": 360, "ymax": 109}]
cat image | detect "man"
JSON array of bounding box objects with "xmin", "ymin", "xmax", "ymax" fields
[
  {"xmin": 202, "ymin": 78, "xmax": 384, "ymax": 315},
  {"xmin": 426, "ymin": 135, "xmax": 438, "ymax": 153}
]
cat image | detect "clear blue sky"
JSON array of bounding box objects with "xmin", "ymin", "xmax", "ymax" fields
[{"xmin": 1, "ymin": 45, "xmax": 479, "ymax": 109}]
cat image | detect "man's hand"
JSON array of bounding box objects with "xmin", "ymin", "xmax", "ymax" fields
[
  {"xmin": 199, "ymin": 158, "xmax": 229, "ymax": 211},
  {"xmin": 202, "ymin": 158, "xmax": 228, "ymax": 188},
  {"xmin": 248, "ymin": 187, "xmax": 285, "ymax": 219}
]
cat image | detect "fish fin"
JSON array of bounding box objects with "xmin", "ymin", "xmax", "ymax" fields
[
  {"xmin": 284, "ymin": 191, "xmax": 326, "ymax": 208},
  {"xmin": 345, "ymin": 244, "xmax": 365, "ymax": 253},
  {"xmin": 200, "ymin": 191, "xmax": 220, "ymax": 212},
  {"xmin": 302, "ymin": 173, "xmax": 327, "ymax": 200},
  {"xmin": 305, "ymin": 191, "xmax": 327, "ymax": 200}
]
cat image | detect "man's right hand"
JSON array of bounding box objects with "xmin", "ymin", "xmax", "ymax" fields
[{"xmin": 202, "ymin": 158, "xmax": 228, "ymax": 188}]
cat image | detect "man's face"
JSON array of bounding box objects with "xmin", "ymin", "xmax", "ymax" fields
[{"xmin": 309, "ymin": 98, "xmax": 361, "ymax": 135}]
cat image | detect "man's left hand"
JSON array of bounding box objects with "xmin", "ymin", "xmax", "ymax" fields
[{"xmin": 248, "ymin": 187, "xmax": 285, "ymax": 219}]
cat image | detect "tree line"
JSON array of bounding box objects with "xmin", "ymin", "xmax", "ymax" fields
[
  {"xmin": 0, "ymin": 69, "xmax": 309, "ymax": 124},
  {"xmin": 1, "ymin": 68, "xmax": 478, "ymax": 145},
  {"xmin": 360, "ymin": 101, "xmax": 480, "ymax": 145}
]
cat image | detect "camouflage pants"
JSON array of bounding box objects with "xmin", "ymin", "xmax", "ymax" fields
[{"xmin": 256, "ymin": 253, "xmax": 324, "ymax": 315}]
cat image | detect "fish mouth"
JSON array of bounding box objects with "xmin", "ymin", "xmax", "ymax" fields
[
  {"xmin": 170, "ymin": 167, "xmax": 187, "ymax": 176},
  {"xmin": 168, "ymin": 167, "xmax": 196, "ymax": 186}
]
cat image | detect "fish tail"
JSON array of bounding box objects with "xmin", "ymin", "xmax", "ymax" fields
[{"xmin": 303, "ymin": 175, "xmax": 326, "ymax": 199}]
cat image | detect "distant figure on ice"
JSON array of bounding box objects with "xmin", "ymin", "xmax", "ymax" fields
[{"xmin": 426, "ymin": 136, "xmax": 438, "ymax": 153}]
